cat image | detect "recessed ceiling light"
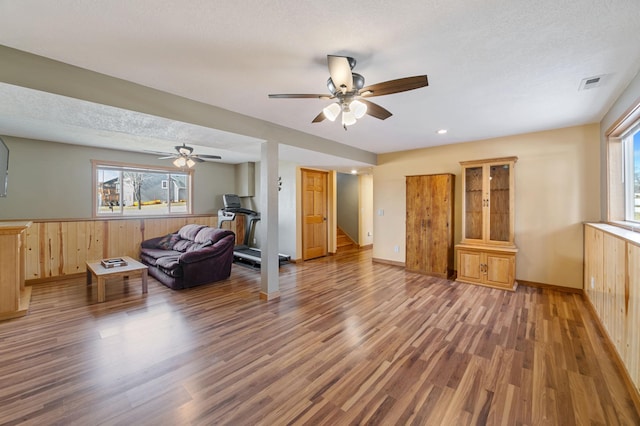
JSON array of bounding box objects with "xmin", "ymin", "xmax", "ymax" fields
[
  {"xmin": 351, "ymin": 169, "xmax": 358, "ymax": 174},
  {"xmin": 437, "ymin": 129, "xmax": 448, "ymax": 134}
]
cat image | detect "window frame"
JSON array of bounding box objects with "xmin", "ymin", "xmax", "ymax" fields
[
  {"xmin": 92, "ymin": 160, "xmax": 194, "ymax": 218},
  {"xmin": 606, "ymin": 96, "xmax": 640, "ymax": 227},
  {"xmin": 622, "ymin": 122, "xmax": 640, "ymax": 222}
]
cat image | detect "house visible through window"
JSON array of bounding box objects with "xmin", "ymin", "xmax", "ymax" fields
[
  {"xmin": 93, "ymin": 161, "xmax": 192, "ymax": 216},
  {"xmin": 623, "ymin": 121, "xmax": 640, "ymax": 221}
]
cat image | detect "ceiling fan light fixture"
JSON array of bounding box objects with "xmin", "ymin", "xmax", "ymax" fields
[
  {"xmin": 350, "ymin": 100, "xmax": 367, "ymax": 119},
  {"xmin": 323, "ymin": 103, "xmax": 341, "ymax": 121},
  {"xmin": 342, "ymin": 109, "xmax": 357, "ymax": 126},
  {"xmin": 173, "ymin": 157, "xmax": 187, "ymax": 168},
  {"xmin": 186, "ymin": 158, "xmax": 196, "ymax": 168}
]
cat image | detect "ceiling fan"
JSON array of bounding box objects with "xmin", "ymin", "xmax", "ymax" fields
[
  {"xmin": 151, "ymin": 144, "xmax": 222, "ymax": 168},
  {"xmin": 269, "ymin": 55, "xmax": 428, "ymax": 130}
]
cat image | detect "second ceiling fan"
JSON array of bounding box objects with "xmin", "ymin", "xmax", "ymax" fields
[
  {"xmin": 269, "ymin": 55, "xmax": 428, "ymax": 129},
  {"xmin": 151, "ymin": 144, "xmax": 221, "ymax": 168}
]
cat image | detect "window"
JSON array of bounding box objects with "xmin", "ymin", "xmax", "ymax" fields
[
  {"xmin": 606, "ymin": 97, "xmax": 640, "ymax": 225},
  {"xmin": 93, "ymin": 161, "xmax": 192, "ymax": 216},
  {"xmin": 623, "ymin": 122, "xmax": 640, "ymax": 221}
]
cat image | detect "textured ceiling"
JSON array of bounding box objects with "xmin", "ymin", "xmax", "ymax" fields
[{"xmin": 1, "ymin": 0, "xmax": 640, "ymax": 169}]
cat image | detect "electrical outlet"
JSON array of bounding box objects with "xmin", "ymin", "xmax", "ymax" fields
[
  {"xmin": 394, "ymin": 245, "xmax": 399, "ymax": 253},
  {"xmin": 590, "ymin": 276, "xmax": 595, "ymax": 289},
  {"xmin": 367, "ymin": 231, "xmax": 372, "ymax": 236},
  {"xmin": 253, "ymin": 238, "xmax": 257, "ymax": 245},
  {"xmin": 378, "ymin": 209, "xmax": 384, "ymax": 216}
]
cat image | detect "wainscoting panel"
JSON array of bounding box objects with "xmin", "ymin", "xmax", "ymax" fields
[
  {"xmin": 584, "ymin": 223, "xmax": 640, "ymax": 408},
  {"xmin": 24, "ymin": 216, "xmax": 219, "ymax": 281}
]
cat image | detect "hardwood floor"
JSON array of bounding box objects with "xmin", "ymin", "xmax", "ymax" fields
[{"xmin": 0, "ymin": 248, "xmax": 638, "ymax": 425}]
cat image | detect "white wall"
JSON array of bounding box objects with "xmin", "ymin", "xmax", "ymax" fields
[
  {"xmin": 337, "ymin": 172, "xmax": 359, "ymax": 243},
  {"xmin": 277, "ymin": 161, "xmax": 298, "ymax": 258},
  {"xmin": 373, "ymin": 124, "xmax": 601, "ymax": 289},
  {"xmin": 247, "ymin": 159, "xmax": 297, "ymax": 259},
  {"xmin": 0, "ymin": 137, "xmax": 236, "ymax": 220},
  {"xmin": 359, "ymin": 174, "xmax": 374, "ymax": 247}
]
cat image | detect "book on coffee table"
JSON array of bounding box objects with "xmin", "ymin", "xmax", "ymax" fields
[{"xmin": 100, "ymin": 258, "xmax": 128, "ymax": 268}]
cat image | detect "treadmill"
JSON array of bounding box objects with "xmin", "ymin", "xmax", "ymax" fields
[{"xmin": 218, "ymin": 194, "xmax": 290, "ymax": 268}]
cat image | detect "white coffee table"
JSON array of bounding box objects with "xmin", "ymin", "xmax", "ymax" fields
[{"xmin": 86, "ymin": 256, "xmax": 148, "ymax": 303}]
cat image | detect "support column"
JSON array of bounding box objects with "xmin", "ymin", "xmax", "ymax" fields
[{"xmin": 259, "ymin": 140, "xmax": 280, "ymax": 300}]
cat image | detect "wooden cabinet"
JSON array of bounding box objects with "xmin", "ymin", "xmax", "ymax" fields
[
  {"xmin": 455, "ymin": 157, "xmax": 518, "ymax": 290},
  {"xmin": 456, "ymin": 245, "xmax": 516, "ymax": 289},
  {"xmin": 0, "ymin": 221, "xmax": 32, "ymax": 321},
  {"xmin": 406, "ymin": 174, "xmax": 455, "ymax": 278}
]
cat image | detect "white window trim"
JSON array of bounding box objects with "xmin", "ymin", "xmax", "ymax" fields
[
  {"xmin": 606, "ymin": 96, "xmax": 640, "ymax": 229},
  {"xmin": 92, "ymin": 160, "xmax": 194, "ymax": 218}
]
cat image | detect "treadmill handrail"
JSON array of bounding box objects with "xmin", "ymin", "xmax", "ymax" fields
[{"xmin": 222, "ymin": 207, "xmax": 259, "ymax": 216}]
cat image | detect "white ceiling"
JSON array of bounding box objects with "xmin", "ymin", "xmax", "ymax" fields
[{"xmin": 1, "ymin": 0, "xmax": 640, "ymax": 170}]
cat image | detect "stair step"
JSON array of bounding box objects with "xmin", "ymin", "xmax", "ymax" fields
[{"xmin": 336, "ymin": 228, "xmax": 356, "ymax": 252}]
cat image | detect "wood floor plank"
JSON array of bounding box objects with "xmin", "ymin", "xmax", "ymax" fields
[{"xmin": 0, "ymin": 248, "xmax": 638, "ymax": 425}]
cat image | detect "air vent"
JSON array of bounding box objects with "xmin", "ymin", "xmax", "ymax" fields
[{"xmin": 579, "ymin": 74, "xmax": 607, "ymax": 91}]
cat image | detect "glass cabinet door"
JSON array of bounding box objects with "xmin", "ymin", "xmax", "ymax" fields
[
  {"xmin": 488, "ymin": 163, "xmax": 511, "ymax": 242},
  {"xmin": 464, "ymin": 166, "xmax": 483, "ymax": 240},
  {"xmin": 461, "ymin": 158, "xmax": 515, "ymax": 245}
]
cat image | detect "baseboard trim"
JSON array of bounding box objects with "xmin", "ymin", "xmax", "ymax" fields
[
  {"xmin": 259, "ymin": 291, "xmax": 281, "ymax": 301},
  {"xmin": 582, "ymin": 294, "xmax": 640, "ymax": 415},
  {"xmin": 517, "ymin": 279, "xmax": 583, "ymax": 295},
  {"xmin": 372, "ymin": 257, "xmax": 405, "ymax": 268},
  {"xmin": 26, "ymin": 272, "xmax": 86, "ymax": 286}
]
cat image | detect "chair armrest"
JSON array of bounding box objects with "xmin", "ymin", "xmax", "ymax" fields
[{"xmin": 141, "ymin": 236, "xmax": 165, "ymax": 249}]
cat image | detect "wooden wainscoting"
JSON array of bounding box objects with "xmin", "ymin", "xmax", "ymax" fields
[
  {"xmin": 584, "ymin": 223, "xmax": 640, "ymax": 412},
  {"xmin": 24, "ymin": 216, "xmax": 222, "ymax": 282}
]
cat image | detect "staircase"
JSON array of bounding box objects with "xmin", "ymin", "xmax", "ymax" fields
[{"xmin": 336, "ymin": 228, "xmax": 356, "ymax": 252}]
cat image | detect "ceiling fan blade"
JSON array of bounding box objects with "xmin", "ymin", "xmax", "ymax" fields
[
  {"xmin": 189, "ymin": 156, "xmax": 206, "ymax": 163},
  {"xmin": 157, "ymin": 155, "xmax": 177, "ymax": 160},
  {"xmin": 144, "ymin": 149, "xmax": 173, "ymax": 155},
  {"xmin": 327, "ymin": 55, "xmax": 353, "ymax": 92},
  {"xmin": 360, "ymin": 99, "xmax": 393, "ymax": 120},
  {"xmin": 269, "ymin": 94, "xmax": 332, "ymax": 99},
  {"xmin": 311, "ymin": 111, "xmax": 326, "ymax": 123},
  {"xmin": 360, "ymin": 75, "xmax": 428, "ymax": 97},
  {"xmin": 195, "ymin": 154, "xmax": 222, "ymax": 160}
]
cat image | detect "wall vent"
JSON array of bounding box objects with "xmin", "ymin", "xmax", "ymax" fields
[{"xmin": 579, "ymin": 74, "xmax": 607, "ymax": 90}]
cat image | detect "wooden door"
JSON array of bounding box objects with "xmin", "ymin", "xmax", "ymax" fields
[
  {"xmin": 302, "ymin": 169, "xmax": 328, "ymax": 260},
  {"xmin": 457, "ymin": 249, "xmax": 482, "ymax": 282},
  {"xmin": 484, "ymin": 252, "xmax": 515, "ymax": 287},
  {"xmin": 405, "ymin": 174, "xmax": 454, "ymax": 277}
]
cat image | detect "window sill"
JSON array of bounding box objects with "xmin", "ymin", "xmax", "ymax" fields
[
  {"xmin": 607, "ymin": 220, "xmax": 640, "ymax": 233},
  {"xmin": 589, "ymin": 222, "xmax": 640, "ymax": 246}
]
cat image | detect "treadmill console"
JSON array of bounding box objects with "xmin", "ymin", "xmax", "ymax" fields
[{"xmin": 222, "ymin": 194, "xmax": 258, "ymax": 216}]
